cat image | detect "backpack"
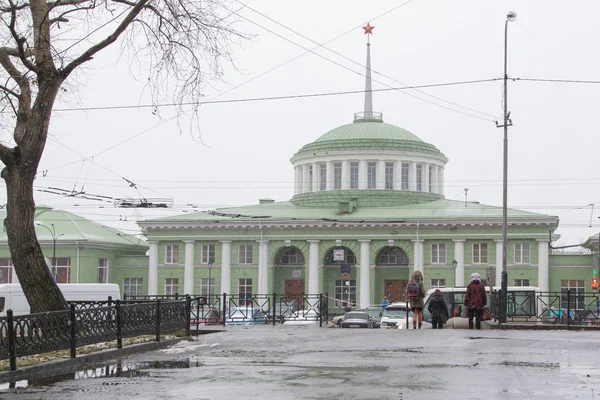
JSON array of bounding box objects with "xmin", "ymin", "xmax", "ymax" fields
[{"xmin": 407, "ymin": 280, "xmax": 421, "ymax": 298}]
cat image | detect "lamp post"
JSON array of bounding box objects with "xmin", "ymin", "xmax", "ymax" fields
[
  {"xmin": 498, "ymin": 11, "xmax": 517, "ymax": 324},
  {"xmin": 36, "ymin": 223, "xmax": 64, "ymax": 282},
  {"xmin": 452, "ymin": 259, "xmax": 458, "ymax": 287}
]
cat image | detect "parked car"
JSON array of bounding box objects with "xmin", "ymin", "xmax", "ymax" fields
[
  {"xmin": 340, "ymin": 311, "xmax": 375, "ymax": 328},
  {"xmin": 283, "ymin": 309, "xmax": 319, "ymax": 325},
  {"xmin": 190, "ymin": 307, "xmax": 222, "ymax": 326},
  {"xmin": 225, "ymin": 307, "xmax": 266, "ymax": 325},
  {"xmin": 360, "ymin": 306, "xmax": 383, "ymax": 328},
  {"xmin": 380, "ymin": 303, "xmax": 413, "ymax": 329}
]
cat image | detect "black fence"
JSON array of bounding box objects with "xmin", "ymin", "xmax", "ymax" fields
[
  {"xmin": 490, "ymin": 289, "xmax": 600, "ymax": 326},
  {"xmin": 0, "ymin": 298, "xmax": 190, "ymax": 371}
]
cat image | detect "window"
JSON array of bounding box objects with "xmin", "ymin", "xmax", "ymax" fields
[
  {"xmin": 514, "ymin": 279, "xmax": 530, "ymax": 286},
  {"xmin": 472, "ymin": 243, "xmax": 488, "ymax": 264},
  {"xmin": 97, "ymin": 258, "xmax": 108, "ymax": 283},
  {"xmin": 367, "ymin": 162, "xmax": 376, "ymax": 189},
  {"xmin": 238, "ymin": 244, "xmax": 253, "ymax": 264},
  {"xmin": 319, "ymin": 164, "xmax": 327, "ymax": 191},
  {"xmin": 325, "ymin": 248, "xmax": 356, "ymax": 265},
  {"xmin": 278, "ymin": 247, "xmax": 305, "ymax": 265},
  {"xmin": 428, "ymin": 165, "xmax": 433, "ymax": 192},
  {"xmin": 308, "ymin": 165, "xmax": 313, "ymax": 189},
  {"xmin": 385, "ymin": 162, "xmax": 394, "ymax": 190},
  {"xmin": 123, "ymin": 278, "xmax": 143, "ymax": 297},
  {"xmin": 401, "ymin": 163, "xmax": 409, "ymax": 190},
  {"xmin": 201, "ymin": 244, "xmax": 216, "ymax": 264},
  {"xmin": 54, "ymin": 257, "xmax": 71, "ymax": 283},
  {"xmin": 376, "ymin": 247, "xmax": 409, "ymax": 265},
  {"xmin": 350, "ymin": 162, "xmax": 359, "ymax": 189},
  {"xmin": 0, "ymin": 258, "xmax": 13, "ymax": 284},
  {"xmin": 431, "ymin": 244, "xmax": 446, "ymax": 264},
  {"xmin": 201, "ymin": 278, "xmax": 216, "ymax": 299},
  {"xmin": 334, "ymin": 163, "xmax": 342, "ymax": 190},
  {"xmin": 416, "ymin": 164, "xmax": 423, "ymax": 191},
  {"xmin": 165, "ymin": 278, "xmax": 179, "ymax": 296},
  {"xmin": 239, "ymin": 278, "xmax": 253, "ymax": 303},
  {"xmin": 514, "ymin": 243, "xmax": 530, "ymax": 264},
  {"xmin": 430, "ymin": 279, "xmax": 446, "ymax": 288},
  {"xmin": 335, "ymin": 279, "xmax": 356, "ymax": 308},
  {"xmin": 560, "ymin": 280, "xmax": 585, "ymax": 311},
  {"xmin": 165, "ymin": 245, "xmax": 179, "ymax": 264}
]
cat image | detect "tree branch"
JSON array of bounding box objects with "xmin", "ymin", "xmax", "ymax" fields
[
  {"xmin": 61, "ymin": 0, "xmax": 149, "ymax": 76},
  {"xmin": 6, "ymin": 0, "xmax": 38, "ymax": 72},
  {"xmin": 0, "ymin": 142, "xmax": 15, "ymax": 166}
]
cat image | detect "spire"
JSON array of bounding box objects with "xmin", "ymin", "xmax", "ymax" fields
[{"xmin": 362, "ymin": 23, "xmax": 374, "ymax": 120}]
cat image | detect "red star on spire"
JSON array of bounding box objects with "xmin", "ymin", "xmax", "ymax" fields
[{"xmin": 362, "ymin": 23, "xmax": 375, "ymax": 35}]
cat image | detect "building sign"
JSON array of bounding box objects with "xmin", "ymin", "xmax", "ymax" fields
[
  {"xmin": 341, "ymin": 265, "xmax": 351, "ymax": 279},
  {"xmin": 333, "ymin": 249, "xmax": 345, "ymax": 262},
  {"xmin": 292, "ymin": 269, "xmax": 302, "ymax": 278}
]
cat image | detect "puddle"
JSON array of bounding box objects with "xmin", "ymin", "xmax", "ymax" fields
[{"xmin": 0, "ymin": 359, "xmax": 201, "ymax": 390}]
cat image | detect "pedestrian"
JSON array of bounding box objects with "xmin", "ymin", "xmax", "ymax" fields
[
  {"xmin": 427, "ymin": 289, "xmax": 450, "ymax": 329},
  {"xmin": 381, "ymin": 296, "xmax": 389, "ymax": 309},
  {"xmin": 464, "ymin": 272, "xmax": 487, "ymax": 329},
  {"xmin": 407, "ymin": 270, "xmax": 426, "ymax": 329},
  {"xmin": 336, "ymin": 299, "xmax": 343, "ymax": 315}
]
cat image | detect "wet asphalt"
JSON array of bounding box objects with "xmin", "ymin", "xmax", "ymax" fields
[{"xmin": 1, "ymin": 325, "xmax": 599, "ymax": 399}]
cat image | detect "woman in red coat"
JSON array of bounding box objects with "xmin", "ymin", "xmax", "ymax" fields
[{"xmin": 464, "ymin": 273, "xmax": 487, "ymax": 329}]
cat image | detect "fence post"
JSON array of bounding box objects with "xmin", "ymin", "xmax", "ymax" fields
[
  {"xmin": 7, "ymin": 309, "xmax": 16, "ymax": 371},
  {"xmin": 116, "ymin": 300, "xmax": 123, "ymax": 349},
  {"xmin": 69, "ymin": 303, "xmax": 77, "ymax": 358},
  {"xmin": 319, "ymin": 294, "xmax": 323, "ymax": 327},
  {"xmin": 324, "ymin": 292, "xmax": 329, "ymax": 324},
  {"xmin": 155, "ymin": 299, "xmax": 161, "ymax": 342},
  {"xmin": 175, "ymin": 292, "xmax": 179, "ymax": 300},
  {"xmin": 123, "ymin": 293, "xmax": 128, "ymax": 301},
  {"xmin": 185, "ymin": 295, "xmax": 191, "ymax": 337},
  {"xmin": 222, "ymin": 293, "xmax": 227, "ymax": 327},
  {"xmin": 108, "ymin": 296, "xmax": 113, "ymax": 307},
  {"xmin": 272, "ymin": 293, "xmax": 276, "ymax": 326}
]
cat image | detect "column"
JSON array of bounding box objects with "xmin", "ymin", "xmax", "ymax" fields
[
  {"xmin": 537, "ymin": 240, "xmax": 549, "ymax": 292},
  {"xmin": 376, "ymin": 160, "xmax": 385, "ymax": 189},
  {"xmin": 359, "ymin": 160, "xmax": 367, "ymax": 189},
  {"xmin": 326, "ymin": 161, "xmax": 334, "ymax": 190},
  {"xmin": 495, "ymin": 240, "xmax": 503, "ymax": 288},
  {"xmin": 453, "ymin": 240, "xmax": 465, "ymax": 286},
  {"xmin": 394, "ymin": 161, "xmax": 402, "ymax": 191},
  {"xmin": 257, "ymin": 240, "xmax": 269, "ymax": 295},
  {"xmin": 148, "ymin": 241, "xmax": 158, "ymax": 296},
  {"xmin": 312, "ymin": 162, "xmax": 319, "ymax": 192},
  {"xmin": 438, "ymin": 166, "xmax": 444, "ymax": 195},
  {"xmin": 412, "ymin": 240, "xmax": 423, "ymax": 273},
  {"xmin": 183, "ymin": 240, "xmax": 195, "ymax": 295},
  {"xmin": 220, "ymin": 241, "xmax": 231, "ymax": 295},
  {"xmin": 358, "ymin": 240, "xmax": 371, "ymax": 309},
  {"xmin": 430, "ymin": 164, "xmax": 438, "ymax": 194},
  {"xmin": 294, "ymin": 166, "xmax": 300, "ymax": 195},
  {"xmin": 409, "ymin": 162, "xmax": 417, "ymax": 191},
  {"xmin": 341, "ymin": 160, "xmax": 350, "ymax": 190},
  {"xmin": 423, "ymin": 163, "xmax": 430, "ymax": 193},
  {"xmin": 308, "ymin": 240, "xmax": 320, "ymax": 295},
  {"xmin": 302, "ymin": 165, "xmax": 310, "ymax": 193}
]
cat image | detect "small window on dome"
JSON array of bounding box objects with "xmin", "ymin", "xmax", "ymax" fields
[
  {"xmin": 334, "ymin": 163, "xmax": 342, "ymax": 190},
  {"xmin": 319, "ymin": 164, "xmax": 327, "ymax": 191},
  {"xmin": 350, "ymin": 162, "xmax": 359, "ymax": 189},
  {"xmin": 385, "ymin": 162, "xmax": 394, "ymax": 190},
  {"xmin": 401, "ymin": 163, "xmax": 409, "ymax": 190},
  {"xmin": 367, "ymin": 162, "xmax": 376, "ymax": 189}
]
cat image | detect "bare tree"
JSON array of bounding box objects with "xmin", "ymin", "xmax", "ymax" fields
[{"xmin": 0, "ymin": 0, "xmax": 246, "ymax": 312}]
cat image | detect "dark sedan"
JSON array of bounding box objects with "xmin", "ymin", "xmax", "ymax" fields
[{"xmin": 340, "ymin": 311, "xmax": 374, "ymax": 328}]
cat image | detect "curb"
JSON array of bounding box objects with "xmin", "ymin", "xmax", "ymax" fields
[
  {"xmin": 0, "ymin": 337, "xmax": 193, "ymax": 384},
  {"xmin": 490, "ymin": 323, "xmax": 600, "ymax": 331}
]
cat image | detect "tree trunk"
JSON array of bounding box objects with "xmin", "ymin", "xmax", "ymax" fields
[{"xmin": 1, "ymin": 78, "xmax": 68, "ymax": 314}]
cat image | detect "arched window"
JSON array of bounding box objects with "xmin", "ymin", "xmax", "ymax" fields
[
  {"xmin": 324, "ymin": 247, "xmax": 356, "ymax": 265},
  {"xmin": 275, "ymin": 247, "xmax": 305, "ymax": 265},
  {"xmin": 377, "ymin": 246, "xmax": 409, "ymax": 265}
]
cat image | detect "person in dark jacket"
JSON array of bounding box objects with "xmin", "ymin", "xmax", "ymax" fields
[
  {"xmin": 464, "ymin": 272, "xmax": 487, "ymax": 329},
  {"xmin": 427, "ymin": 289, "xmax": 450, "ymax": 329}
]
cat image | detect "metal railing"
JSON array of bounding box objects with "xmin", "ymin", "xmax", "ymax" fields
[{"xmin": 490, "ymin": 289, "xmax": 600, "ymax": 326}]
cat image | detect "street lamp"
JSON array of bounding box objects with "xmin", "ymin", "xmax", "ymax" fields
[
  {"xmin": 36, "ymin": 223, "xmax": 64, "ymax": 282},
  {"xmin": 497, "ymin": 11, "xmax": 517, "ymax": 324},
  {"xmin": 452, "ymin": 259, "xmax": 458, "ymax": 287}
]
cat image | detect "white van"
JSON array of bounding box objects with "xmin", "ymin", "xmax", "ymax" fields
[
  {"xmin": 380, "ymin": 302, "xmax": 413, "ymax": 329},
  {"xmin": 421, "ymin": 286, "xmax": 540, "ymax": 328},
  {"xmin": 0, "ymin": 283, "xmax": 121, "ymax": 317}
]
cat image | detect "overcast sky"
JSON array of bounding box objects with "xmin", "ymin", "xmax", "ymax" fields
[{"xmin": 7, "ymin": 0, "xmax": 600, "ymax": 246}]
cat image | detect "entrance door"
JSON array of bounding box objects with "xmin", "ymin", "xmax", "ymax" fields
[
  {"xmin": 384, "ymin": 280, "xmax": 408, "ymax": 303},
  {"xmin": 285, "ymin": 280, "xmax": 305, "ymax": 301}
]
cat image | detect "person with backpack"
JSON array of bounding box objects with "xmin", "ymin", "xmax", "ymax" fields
[
  {"xmin": 464, "ymin": 272, "xmax": 487, "ymax": 329},
  {"xmin": 427, "ymin": 289, "xmax": 450, "ymax": 329},
  {"xmin": 407, "ymin": 270, "xmax": 426, "ymax": 329}
]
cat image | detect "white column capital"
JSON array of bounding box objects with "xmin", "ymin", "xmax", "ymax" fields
[
  {"xmin": 183, "ymin": 240, "xmax": 196, "ymax": 244},
  {"xmin": 452, "ymin": 239, "xmax": 466, "ymax": 244},
  {"xmin": 307, "ymin": 240, "xmax": 320, "ymax": 244},
  {"xmin": 255, "ymin": 240, "xmax": 270, "ymax": 244},
  {"xmin": 536, "ymin": 239, "xmax": 550, "ymax": 243},
  {"xmin": 219, "ymin": 240, "xmax": 231, "ymax": 244},
  {"xmin": 148, "ymin": 241, "xmax": 159, "ymax": 245},
  {"xmin": 358, "ymin": 239, "xmax": 371, "ymax": 244},
  {"xmin": 411, "ymin": 239, "xmax": 423, "ymax": 244},
  {"xmin": 494, "ymin": 239, "xmax": 503, "ymax": 243}
]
